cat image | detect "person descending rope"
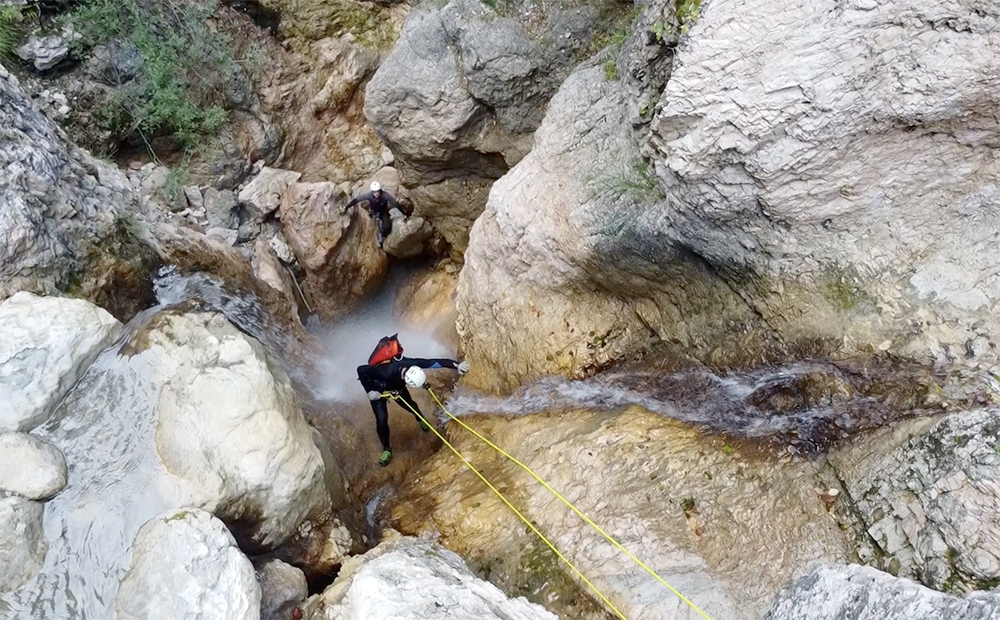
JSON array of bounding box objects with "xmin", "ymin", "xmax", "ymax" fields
[
  {"xmin": 346, "ymin": 181, "xmax": 401, "ymax": 249},
  {"xmin": 357, "ymin": 334, "xmax": 469, "ymax": 466}
]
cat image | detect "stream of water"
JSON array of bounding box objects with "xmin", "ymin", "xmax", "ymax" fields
[{"xmin": 0, "ymin": 269, "xmax": 934, "ymax": 619}]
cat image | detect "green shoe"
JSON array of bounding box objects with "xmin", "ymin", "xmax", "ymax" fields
[
  {"xmin": 419, "ymin": 419, "xmax": 430, "ymax": 432},
  {"xmin": 378, "ymin": 450, "xmax": 392, "ymax": 466}
]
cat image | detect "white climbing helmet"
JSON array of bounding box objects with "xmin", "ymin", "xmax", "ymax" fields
[
  {"xmin": 404, "ymin": 366, "xmax": 427, "ymax": 389},
  {"xmin": 370, "ymin": 181, "xmax": 382, "ymax": 192}
]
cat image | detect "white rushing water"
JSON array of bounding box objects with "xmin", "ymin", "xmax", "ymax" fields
[{"xmin": 444, "ymin": 361, "xmax": 910, "ymax": 453}]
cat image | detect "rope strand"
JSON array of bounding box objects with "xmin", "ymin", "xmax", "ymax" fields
[{"xmin": 425, "ymin": 388, "xmax": 714, "ymax": 620}]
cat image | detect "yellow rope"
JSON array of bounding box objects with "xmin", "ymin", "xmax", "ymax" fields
[
  {"xmin": 383, "ymin": 392, "xmax": 629, "ymax": 620},
  {"xmin": 426, "ymin": 388, "xmax": 715, "ymax": 620}
]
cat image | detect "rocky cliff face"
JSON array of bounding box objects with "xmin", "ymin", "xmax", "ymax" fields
[
  {"xmin": 456, "ymin": 0, "xmax": 1000, "ymax": 394},
  {"xmin": 363, "ymin": 0, "xmax": 633, "ymax": 255},
  {"xmin": 0, "ymin": 63, "xmax": 153, "ymax": 313}
]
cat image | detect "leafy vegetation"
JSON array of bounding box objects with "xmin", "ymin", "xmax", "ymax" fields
[
  {"xmin": 592, "ymin": 5, "xmax": 641, "ymax": 82},
  {"xmin": 676, "ymin": 0, "xmax": 701, "ymax": 34},
  {"xmin": 65, "ymin": 0, "xmax": 236, "ymax": 154},
  {"xmin": 0, "ymin": 6, "xmax": 25, "ymax": 59}
]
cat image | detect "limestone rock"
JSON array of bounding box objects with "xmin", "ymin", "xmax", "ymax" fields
[
  {"xmin": 306, "ymin": 536, "xmax": 558, "ymax": 620},
  {"xmin": 0, "ymin": 308, "xmax": 341, "ymax": 618},
  {"xmin": 0, "ymin": 292, "xmax": 121, "ymax": 432},
  {"xmin": 830, "ymin": 408, "xmax": 1000, "ymax": 591},
  {"xmin": 364, "ymin": 0, "xmax": 623, "ymax": 252},
  {"xmin": 456, "ymin": 0, "xmax": 1000, "ymax": 394},
  {"xmin": 251, "ymin": 236, "xmax": 300, "ymax": 315},
  {"xmin": 0, "ymin": 433, "xmax": 67, "ymax": 500},
  {"xmin": 16, "ymin": 34, "xmax": 69, "ymax": 72},
  {"xmin": 408, "ymin": 176, "xmax": 492, "ymax": 254},
  {"xmin": 763, "ymin": 563, "xmax": 1000, "ymax": 619},
  {"xmin": 238, "ymin": 167, "xmax": 302, "ymax": 224},
  {"xmin": 393, "ymin": 407, "xmax": 848, "ymax": 619},
  {"xmin": 278, "ymin": 181, "xmax": 385, "ymax": 320},
  {"xmin": 383, "ymin": 210, "xmax": 433, "ymax": 259},
  {"xmin": 116, "ymin": 509, "xmax": 260, "ymax": 620},
  {"xmin": 203, "ymin": 187, "xmax": 239, "ymax": 229},
  {"xmin": 264, "ymin": 35, "xmax": 385, "ymax": 183},
  {"xmin": 256, "ymin": 558, "xmax": 307, "ymax": 620},
  {"xmin": 0, "ymin": 496, "xmax": 46, "ymax": 595},
  {"xmin": 152, "ymin": 311, "xmax": 332, "ymax": 550},
  {"xmin": 0, "ymin": 64, "xmax": 152, "ymax": 306}
]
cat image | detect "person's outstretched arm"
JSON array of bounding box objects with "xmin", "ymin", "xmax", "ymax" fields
[
  {"xmin": 404, "ymin": 357, "xmax": 469, "ymax": 374},
  {"xmin": 347, "ymin": 192, "xmax": 373, "ymax": 209}
]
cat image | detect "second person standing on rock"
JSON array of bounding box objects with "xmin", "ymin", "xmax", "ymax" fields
[{"xmin": 346, "ymin": 181, "xmax": 400, "ymax": 249}]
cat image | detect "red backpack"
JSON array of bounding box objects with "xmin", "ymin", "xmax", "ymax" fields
[{"xmin": 368, "ymin": 334, "xmax": 403, "ymax": 365}]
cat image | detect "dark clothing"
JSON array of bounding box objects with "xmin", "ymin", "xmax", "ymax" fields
[
  {"xmin": 347, "ymin": 190, "xmax": 399, "ymax": 245},
  {"xmin": 356, "ymin": 357, "xmax": 460, "ymax": 451}
]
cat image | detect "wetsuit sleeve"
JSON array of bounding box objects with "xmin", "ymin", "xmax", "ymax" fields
[
  {"xmin": 347, "ymin": 192, "xmax": 373, "ymax": 209},
  {"xmin": 403, "ymin": 357, "xmax": 459, "ymax": 370},
  {"xmin": 385, "ymin": 192, "xmax": 400, "ymax": 210}
]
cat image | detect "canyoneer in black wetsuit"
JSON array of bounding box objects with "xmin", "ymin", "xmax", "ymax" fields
[
  {"xmin": 346, "ymin": 181, "xmax": 401, "ymax": 249},
  {"xmin": 357, "ymin": 335, "xmax": 469, "ymax": 466}
]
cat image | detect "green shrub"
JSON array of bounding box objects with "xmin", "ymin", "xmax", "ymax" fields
[
  {"xmin": 676, "ymin": 0, "xmax": 702, "ymax": 34},
  {"xmin": 0, "ymin": 6, "xmax": 24, "ymax": 59},
  {"xmin": 66, "ymin": 0, "xmax": 235, "ymax": 153}
]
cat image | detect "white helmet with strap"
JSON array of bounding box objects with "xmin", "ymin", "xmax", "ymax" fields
[
  {"xmin": 404, "ymin": 366, "xmax": 427, "ymax": 389},
  {"xmin": 370, "ymin": 181, "xmax": 382, "ymax": 192}
]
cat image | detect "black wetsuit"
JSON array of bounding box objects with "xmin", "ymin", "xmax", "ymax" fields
[
  {"xmin": 356, "ymin": 356, "xmax": 460, "ymax": 451},
  {"xmin": 346, "ymin": 190, "xmax": 400, "ymax": 245}
]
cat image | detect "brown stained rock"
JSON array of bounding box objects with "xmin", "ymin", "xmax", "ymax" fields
[
  {"xmin": 260, "ymin": 35, "xmax": 388, "ymax": 184},
  {"xmin": 391, "ymin": 407, "xmax": 848, "ymax": 620},
  {"xmin": 278, "ymin": 182, "xmax": 386, "ymax": 321}
]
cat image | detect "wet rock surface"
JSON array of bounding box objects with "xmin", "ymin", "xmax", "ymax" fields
[
  {"xmin": 0, "ymin": 292, "xmax": 121, "ymax": 433},
  {"xmin": 391, "ymin": 406, "xmax": 848, "ymax": 619},
  {"xmin": 0, "ymin": 496, "xmax": 46, "ymax": 595},
  {"xmin": 0, "ymin": 433, "xmax": 68, "ymax": 500},
  {"xmin": 116, "ymin": 508, "xmax": 261, "ymax": 620}
]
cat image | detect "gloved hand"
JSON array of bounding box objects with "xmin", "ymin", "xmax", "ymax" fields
[
  {"xmin": 367, "ymin": 390, "xmax": 382, "ymax": 401},
  {"xmin": 457, "ymin": 360, "xmax": 469, "ymax": 375}
]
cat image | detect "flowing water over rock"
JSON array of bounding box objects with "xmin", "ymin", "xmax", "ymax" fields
[
  {"xmin": 444, "ymin": 358, "xmax": 947, "ymax": 454},
  {"xmin": 0, "ymin": 269, "xmax": 313, "ymax": 620}
]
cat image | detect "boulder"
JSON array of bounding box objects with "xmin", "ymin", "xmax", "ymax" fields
[
  {"xmin": 16, "ymin": 34, "xmax": 70, "ymax": 72},
  {"xmin": 392, "ymin": 407, "xmax": 848, "ymax": 619},
  {"xmin": 203, "ymin": 187, "xmax": 239, "ymax": 229},
  {"xmin": 304, "ymin": 536, "xmax": 558, "ymax": 620},
  {"xmin": 0, "ymin": 496, "xmax": 46, "ymax": 595},
  {"xmin": 278, "ymin": 181, "xmax": 385, "ymax": 320},
  {"xmin": 238, "ymin": 167, "xmax": 302, "ymax": 225},
  {"xmin": 1, "ymin": 309, "xmax": 341, "ymax": 619},
  {"xmin": 116, "ymin": 509, "xmax": 260, "ymax": 620},
  {"xmin": 256, "ymin": 558, "xmax": 307, "ymax": 620},
  {"xmin": 251, "ymin": 236, "xmax": 300, "ymax": 315},
  {"xmin": 0, "ymin": 292, "xmax": 121, "ymax": 432},
  {"xmin": 383, "ymin": 210, "xmax": 433, "ymax": 259},
  {"xmin": 829, "ymin": 408, "xmax": 1000, "ymax": 592},
  {"xmin": 0, "ymin": 433, "xmax": 67, "ymax": 500},
  {"xmin": 363, "ymin": 0, "xmax": 626, "ymax": 252},
  {"xmin": 763, "ymin": 563, "xmax": 1000, "ymax": 620},
  {"xmin": 151, "ymin": 311, "xmax": 333, "ymax": 550},
  {"xmin": 456, "ymin": 0, "xmax": 1000, "ymax": 394}
]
